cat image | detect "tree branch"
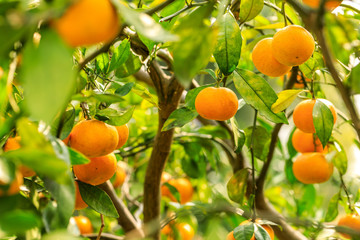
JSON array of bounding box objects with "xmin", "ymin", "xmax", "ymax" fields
[{"xmin": 144, "ymin": 0, "xmax": 176, "ymax": 15}]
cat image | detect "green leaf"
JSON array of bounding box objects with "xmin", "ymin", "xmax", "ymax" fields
[
  {"xmin": 115, "ymin": 52, "xmax": 142, "ymax": 78},
  {"xmin": 115, "ymin": 82, "xmax": 135, "ymax": 97},
  {"xmin": 0, "ymin": 23, "xmax": 28, "ymax": 61},
  {"xmin": 131, "ymin": 83, "xmax": 159, "ymax": 108},
  {"xmin": 182, "ymin": 142, "xmax": 206, "ymax": 178},
  {"xmin": 349, "ymin": 64, "xmax": 360, "ymax": 94},
  {"xmin": 239, "ymin": 0, "xmax": 264, "ymax": 23},
  {"xmin": 72, "ymin": 92, "xmax": 124, "ymax": 104},
  {"xmin": 68, "ymin": 148, "xmax": 90, "ymax": 165},
  {"xmin": 325, "ymin": 192, "xmax": 340, "ymax": 222},
  {"xmin": 233, "ymin": 222, "xmax": 254, "ymax": 240},
  {"xmin": 254, "ymin": 224, "xmax": 271, "ymax": 240},
  {"xmin": 184, "ymin": 84, "xmax": 214, "ymax": 110},
  {"xmin": 108, "ymin": 39, "xmax": 131, "ymax": 72},
  {"xmin": 285, "ymin": 158, "xmax": 297, "ymax": 184},
  {"xmin": 230, "ymin": 117, "xmax": 246, "ymax": 153},
  {"xmin": 0, "ymin": 210, "xmax": 41, "ymax": 234},
  {"xmin": 21, "ymin": 29, "xmax": 75, "ymax": 124},
  {"xmin": 297, "ymin": 184, "xmax": 316, "ymax": 216},
  {"xmin": 227, "ymin": 169, "xmax": 249, "ymax": 204},
  {"xmin": 287, "ymin": 128, "xmax": 298, "ymax": 159},
  {"xmin": 244, "ymin": 126, "xmax": 271, "ymax": 161},
  {"xmin": 113, "ymin": 3, "xmax": 177, "ymax": 42},
  {"xmin": 233, "ymin": 69, "xmax": 288, "ymax": 124},
  {"xmin": 271, "ymin": 89, "xmax": 304, "ymax": 113},
  {"xmin": 331, "ymin": 143, "xmax": 348, "ymax": 175},
  {"xmin": 163, "ymin": 182, "xmax": 181, "ymax": 203},
  {"xmin": 96, "ymin": 106, "xmax": 135, "ymax": 126},
  {"xmin": 214, "ymin": 12, "xmax": 242, "ymax": 75},
  {"xmin": 95, "ymin": 53, "xmax": 110, "ymax": 74},
  {"xmin": 173, "ymin": 4, "xmax": 217, "ymax": 87},
  {"xmin": 77, "ymin": 181, "xmax": 119, "ymax": 218},
  {"xmin": 161, "ymin": 107, "xmax": 198, "ymax": 131},
  {"xmin": 313, "ymin": 100, "xmax": 334, "ymax": 148},
  {"xmin": 50, "ymin": 107, "xmax": 75, "ymax": 140},
  {"xmin": 43, "ymin": 176, "xmax": 75, "ymax": 228}
]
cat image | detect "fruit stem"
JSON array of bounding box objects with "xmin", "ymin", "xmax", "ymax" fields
[
  {"xmin": 340, "ymin": 173, "xmax": 355, "ymax": 213},
  {"xmin": 80, "ymin": 102, "xmax": 91, "ymax": 120},
  {"xmin": 250, "ymin": 110, "xmax": 258, "ymax": 222},
  {"xmin": 96, "ymin": 214, "xmax": 105, "ymax": 240},
  {"xmin": 282, "ymin": 1, "xmax": 288, "ymax": 26}
]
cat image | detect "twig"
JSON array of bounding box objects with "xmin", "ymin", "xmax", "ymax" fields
[
  {"xmin": 340, "ymin": 3, "xmax": 360, "ymax": 14},
  {"xmin": 96, "ymin": 214, "xmax": 105, "ymax": 240},
  {"xmin": 6, "ymin": 55, "xmax": 20, "ymax": 113},
  {"xmin": 282, "ymin": 1, "xmax": 288, "ymax": 26},
  {"xmin": 250, "ymin": 110, "xmax": 258, "ymax": 222},
  {"xmin": 144, "ymin": 0, "xmax": 176, "ymax": 15},
  {"xmin": 159, "ymin": 2, "xmax": 209, "ymax": 22},
  {"xmin": 80, "ymin": 102, "xmax": 91, "ymax": 120},
  {"xmin": 82, "ymin": 233, "xmax": 124, "ymax": 240},
  {"xmin": 263, "ymin": 1, "xmax": 294, "ymax": 25},
  {"xmin": 340, "ymin": 173, "xmax": 355, "ymax": 213}
]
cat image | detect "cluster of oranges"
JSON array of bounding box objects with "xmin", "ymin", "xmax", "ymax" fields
[
  {"xmin": 291, "ymin": 99, "xmax": 337, "ymax": 184},
  {"xmin": 161, "ymin": 172, "xmax": 194, "ymax": 204},
  {"xmin": 63, "ymin": 119, "xmax": 129, "ymax": 210},
  {"xmin": 252, "ymin": 25, "xmax": 315, "ymax": 78},
  {"xmin": 161, "ymin": 222, "xmax": 195, "ymax": 240}
]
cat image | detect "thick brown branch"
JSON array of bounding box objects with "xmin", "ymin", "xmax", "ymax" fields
[{"xmin": 98, "ymin": 181, "xmax": 144, "ymax": 238}]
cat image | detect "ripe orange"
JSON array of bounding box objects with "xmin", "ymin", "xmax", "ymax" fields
[
  {"xmin": 75, "ymin": 181, "xmax": 88, "ymax": 210},
  {"xmin": 53, "ymin": 0, "xmax": 119, "ymax": 47},
  {"xmin": 62, "ymin": 134, "xmax": 71, "ymax": 146},
  {"xmin": 112, "ymin": 165, "xmax": 126, "ymax": 188},
  {"xmin": 0, "ymin": 171, "xmax": 23, "ymax": 196},
  {"xmin": 337, "ymin": 214, "xmax": 360, "ymax": 239},
  {"xmin": 162, "ymin": 178, "xmax": 193, "ymax": 204},
  {"xmin": 272, "ymin": 25, "xmax": 315, "ymax": 66},
  {"xmin": 302, "ymin": 0, "xmax": 342, "ymax": 11},
  {"xmin": 227, "ymin": 220, "xmax": 275, "ymax": 240},
  {"xmin": 195, "ymin": 87, "xmax": 238, "ymax": 121},
  {"xmin": 115, "ymin": 125, "xmax": 129, "ymax": 149},
  {"xmin": 291, "ymin": 128, "xmax": 326, "ymax": 153},
  {"xmin": 252, "ymin": 38, "xmax": 291, "ymax": 77},
  {"xmin": 73, "ymin": 153, "xmax": 117, "ymax": 186},
  {"xmin": 292, "ymin": 152, "xmax": 333, "ymax": 184},
  {"xmin": 293, "ymin": 99, "xmax": 337, "ymax": 133},
  {"xmin": 73, "ymin": 216, "xmax": 93, "ymax": 235},
  {"xmin": 3, "ymin": 137, "xmax": 36, "ymax": 177},
  {"xmin": 161, "ymin": 223, "xmax": 195, "ymax": 240},
  {"xmin": 68, "ymin": 120, "xmax": 119, "ymax": 158}
]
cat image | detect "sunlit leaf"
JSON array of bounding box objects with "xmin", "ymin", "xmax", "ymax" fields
[
  {"xmin": 239, "ymin": 0, "xmax": 264, "ymax": 23},
  {"xmin": 108, "ymin": 39, "xmax": 131, "ymax": 72},
  {"xmin": 115, "ymin": 52, "xmax": 142, "ymax": 78},
  {"xmin": 96, "ymin": 106, "xmax": 135, "ymax": 126},
  {"xmin": 325, "ymin": 192, "xmax": 340, "ymax": 222},
  {"xmin": 271, "ymin": 89, "xmax": 304, "ymax": 113},
  {"xmin": 227, "ymin": 169, "xmax": 249, "ymax": 204},
  {"xmin": 233, "ymin": 222, "xmax": 254, "ymax": 240},
  {"xmin": 162, "ymin": 107, "xmax": 198, "ymax": 131},
  {"xmin": 313, "ymin": 100, "xmax": 334, "ymax": 148}
]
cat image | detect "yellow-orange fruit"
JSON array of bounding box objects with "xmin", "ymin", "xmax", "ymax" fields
[
  {"xmin": 162, "ymin": 178, "xmax": 193, "ymax": 204},
  {"xmin": 75, "ymin": 181, "xmax": 88, "ymax": 210},
  {"xmin": 62, "ymin": 134, "xmax": 71, "ymax": 146},
  {"xmin": 302, "ymin": 0, "xmax": 342, "ymax": 11},
  {"xmin": 69, "ymin": 120, "xmax": 119, "ymax": 158},
  {"xmin": 293, "ymin": 99, "xmax": 337, "ymax": 133},
  {"xmin": 292, "ymin": 152, "xmax": 333, "ymax": 184},
  {"xmin": 53, "ymin": 0, "xmax": 119, "ymax": 47},
  {"xmin": 19, "ymin": 165, "xmax": 36, "ymax": 178},
  {"xmin": 161, "ymin": 223, "xmax": 195, "ymax": 240},
  {"xmin": 115, "ymin": 125, "xmax": 129, "ymax": 149},
  {"xmin": 227, "ymin": 220, "xmax": 275, "ymax": 240},
  {"xmin": 337, "ymin": 214, "xmax": 360, "ymax": 239},
  {"xmin": 252, "ymin": 38, "xmax": 292, "ymax": 77},
  {"xmin": 272, "ymin": 25, "xmax": 315, "ymax": 66},
  {"xmin": 73, "ymin": 216, "xmax": 93, "ymax": 235},
  {"xmin": 195, "ymin": 87, "xmax": 238, "ymax": 121},
  {"xmin": 0, "ymin": 171, "xmax": 23, "ymax": 196},
  {"xmin": 112, "ymin": 165, "xmax": 126, "ymax": 188},
  {"xmin": 291, "ymin": 128, "xmax": 326, "ymax": 153},
  {"xmin": 73, "ymin": 153, "xmax": 117, "ymax": 186}
]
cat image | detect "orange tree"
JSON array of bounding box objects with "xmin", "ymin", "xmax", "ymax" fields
[{"xmin": 0, "ymin": 0, "xmax": 359, "ymax": 239}]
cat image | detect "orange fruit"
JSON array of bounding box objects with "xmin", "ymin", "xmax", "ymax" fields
[
  {"xmin": 73, "ymin": 153, "xmax": 117, "ymax": 186},
  {"xmin": 68, "ymin": 120, "xmax": 119, "ymax": 158},
  {"xmin": 3, "ymin": 137, "xmax": 36, "ymax": 177},
  {"xmin": 252, "ymin": 38, "xmax": 292, "ymax": 77},
  {"xmin": 291, "ymin": 128, "xmax": 326, "ymax": 153},
  {"xmin": 272, "ymin": 25, "xmax": 315, "ymax": 66},
  {"xmin": 162, "ymin": 178, "xmax": 193, "ymax": 204},
  {"xmin": 293, "ymin": 99, "xmax": 337, "ymax": 133},
  {"xmin": 73, "ymin": 216, "xmax": 93, "ymax": 235},
  {"xmin": 0, "ymin": 171, "xmax": 23, "ymax": 196},
  {"xmin": 115, "ymin": 125, "xmax": 129, "ymax": 149},
  {"xmin": 161, "ymin": 172, "xmax": 172, "ymax": 183},
  {"xmin": 227, "ymin": 220, "xmax": 275, "ymax": 240},
  {"xmin": 302, "ymin": 0, "xmax": 342, "ymax": 11},
  {"xmin": 292, "ymin": 152, "xmax": 333, "ymax": 184},
  {"xmin": 195, "ymin": 87, "xmax": 238, "ymax": 121},
  {"xmin": 161, "ymin": 223, "xmax": 195, "ymax": 240},
  {"xmin": 337, "ymin": 214, "xmax": 360, "ymax": 239},
  {"xmin": 62, "ymin": 134, "xmax": 71, "ymax": 146},
  {"xmin": 112, "ymin": 165, "xmax": 126, "ymax": 188},
  {"xmin": 53, "ymin": 0, "xmax": 119, "ymax": 47},
  {"xmin": 75, "ymin": 181, "xmax": 88, "ymax": 210}
]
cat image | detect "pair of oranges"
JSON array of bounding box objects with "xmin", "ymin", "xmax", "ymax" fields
[
  {"xmin": 161, "ymin": 172, "xmax": 194, "ymax": 204},
  {"xmin": 291, "ymin": 99, "xmax": 337, "ymax": 184}
]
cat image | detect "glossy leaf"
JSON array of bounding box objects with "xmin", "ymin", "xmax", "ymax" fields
[
  {"xmin": 213, "ymin": 12, "xmax": 242, "ymax": 75},
  {"xmin": 285, "ymin": 159, "xmax": 297, "ymax": 184},
  {"xmin": 21, "ymin": 30, "xmax": 75, "ymax": 124},
  {"xmin": 108, "ymin": 39, "xmax": 131, "ymax": 72},
  {"xmin": 313, "ymin": 100, "xmax": 334, "ymax": 148},
  {"xmin": 96, "ymin": 106, "xmax": 135, "ymax": 126},
  {"xmin": 72, "ymin": 92, "xmax": 124, "ymax": 104},
  {"xmin": 68, "ymin": 148, "xmax": 90, "ymax": 165},
  {"xmin": 115, "ymin": 82, "xmax": 135, "ymax": 97},
  {"xmin": 244, "ymin": 126, "xmax": 271, "ymax": 161},
  {"xmin": 233, "ymin": 222, "xmax": 254, "ymax": 240},
  {"xmin": 331, "ymin": 143, "xmax": 348, "ymax": 175},
  {"xmin": 325, "ymin": 192, "xmax": 340, "ymax": 222},
  {"xmin": 182, "ymin": 142, "xmax": 206, "ymax": 178},
  {"xmin": 95, "ymin": 53, "xmax": 109, "ymax": 74},
  {"xmin": 227, "ymin": 169, "xmax": 249, "ymax": 204},
  {"xmin": 115, "ymin": 52, "xmax": 142, "ymax": 78},
  {"xmin": 239, "ymin": 0, "xmax": 264, "ymax": 23},
  {"xmin": 254, "ymin": 224, "xmax": 271, "ymax": 240},
  {"xmin": 230, "ymin": 117, "xmax": 246, "ymax": 153},
  {"xmin": 50, "ymin": 107, "xmax": 75, "ymax": 140},
  {"xmin": 77, "ymin": 181, "xmax": 119, "ymax": 218},
  {"xmin": 162, "ymin": 107, "xmax": 198, "ymax": 131},
  {"xmin": 271, "ymin": 89, "xmax": 304, "ymax": 113},
  {"xmin": 131, "ymin": 83, "xmax": 159, "ymax": 108},
  {"xmin": 233, "ymin": 69, "xmax": 288, "ymax": 124},
  {"xmin": 163, "ymin": 182, "xmax": 181, "ymax": 203}
]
